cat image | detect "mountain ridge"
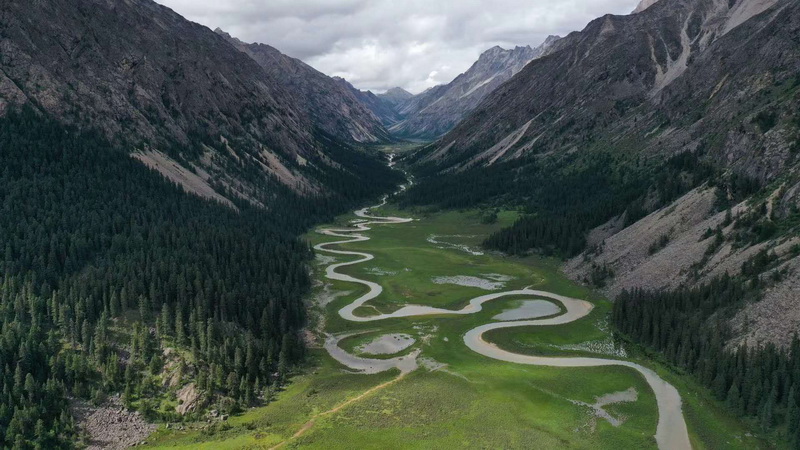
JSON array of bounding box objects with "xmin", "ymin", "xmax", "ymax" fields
[
  {"xmin": 387, "ymin": 37, "xmax": 560, "ymax": 140},
  {"xmin": 215, "ymin": 28, "xmax": 393, "ymax": 144}
]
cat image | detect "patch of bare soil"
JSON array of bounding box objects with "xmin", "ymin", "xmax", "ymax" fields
[{"xmin": 133, "ymin": 149, "xmax": 235, "ymax": 209}]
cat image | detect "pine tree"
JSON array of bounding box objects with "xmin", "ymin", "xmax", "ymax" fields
[
  {"xmin": 759, "ymin": 395, "xmax": 774, "ymax": 430},
  {"xmin": 226, "ymin": 372, "xmax": 238, "ymax": 398},
  {"xmin": 159, "ymin": 303, "xmax": 171, "ymax": 337},
  {"xmin": 111, "ymin": 291, "xmax": 120, "ymax": 318}
]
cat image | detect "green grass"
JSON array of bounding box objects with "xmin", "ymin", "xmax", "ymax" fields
[{"xmin": 148, "ymin": 204, "xmax": 766, "ymax": 449}]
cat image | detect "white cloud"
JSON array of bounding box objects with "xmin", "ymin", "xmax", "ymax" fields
[{"xmin": 156, "ymin": 0, "xmax": 641, "ymax": 94}]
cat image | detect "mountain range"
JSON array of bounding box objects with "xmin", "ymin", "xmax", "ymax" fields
[
  {"xmin": 388, "ymin": 37, "xmax": 561, "ymax": 140},
  {"xmin": 215, "ymin": 28, "xmax": 392, "ymax": 144}
]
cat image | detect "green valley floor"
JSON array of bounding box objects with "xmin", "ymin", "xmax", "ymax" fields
[{"xmin": 146, "ymin": 204, "xmax": 767, "ymax": 449}]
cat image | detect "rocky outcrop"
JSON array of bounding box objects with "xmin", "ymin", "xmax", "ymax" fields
[
  {"xmin": 633, "ymin": 0, "xmax": 662, "ymax": 13},
  {"xmin": 176, "ymin": 383, "xmax": 203, "ymax": 415}
]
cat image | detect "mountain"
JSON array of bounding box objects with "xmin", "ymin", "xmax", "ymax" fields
[
  {"xmin": 633, "ymin": 0, "xmax": 662, "ymax": 13},
  {"xmin": 404, "ymin": 0, "xmax": 799, "ymax": 347},
  {"xmin": 0, "ymin": 0, "xmax": 396, "ymax": 208},
  {"xmin": 410, "ymin": 0, "xmax": 793, "ymax": 179},
  {"xmin": 378, "ymin": 87, "xmax": 414, "ymax": 107},
  {"xmin": 333, "ymin": 77, "xmax": 405, "ymax": 127},
  {"xmin": 389, "ymin": 37, "xmax": 559, "ymax": 140},
  {"xmin": 216, "ymin": 29, "xmax": 392, "ymax": 143}
]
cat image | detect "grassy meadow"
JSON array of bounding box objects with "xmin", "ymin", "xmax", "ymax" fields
[{"xmin": 146, "ymin": 204, "xmax": 766, "ymax": 449}]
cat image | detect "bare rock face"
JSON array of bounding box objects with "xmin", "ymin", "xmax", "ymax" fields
[
  {"xmin": 176, "ymin": 383, "xmax": 203, "ymax": 415},
  {"xmin": 389, "ymin": 37, "xmax": 560, "ymax": 140},
  {"xmin": 633, "ymin": 0, "xmax": 662, "ymax": 13}
]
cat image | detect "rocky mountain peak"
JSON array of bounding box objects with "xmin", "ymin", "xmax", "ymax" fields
[
  {"xmin": 384, "ymin": 87, "xmax": 414, "ymax": 98},
  {"xmin": 387, "ymin": 35, "xmax": 560, "ymax": 139},
  {"xmin": 633, "ymin": 0, "xmax": 662, "ymax": 13}
]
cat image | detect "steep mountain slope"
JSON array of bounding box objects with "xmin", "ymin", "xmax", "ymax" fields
[
  {"xmin": 334, "ymin": 77, "xmax": 405, "ymax": 127},
  {"xmin": 404, "ymin": 0, "xmax": 800, "ymax": 348},
  {"xmin": 0, "ymin": 0, "xmax": 396, "ymax": 208},
  {"xmin": 412, "ymin": 0, "xmax": 791, "ymax": 175},
  {"xmin": 216, "ymin": 29, "xmax": 392, "ymax": 143},
  {"xmin": 633, "ymin": 0, "xmax": 662, "ymax": 13},
  {"xmin": 390, "ymin": 38, "xmax": 559, "ymax": 140}
]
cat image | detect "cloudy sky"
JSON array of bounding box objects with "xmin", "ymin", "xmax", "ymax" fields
[{"xmin": 156, "ymin": 0, "xmax": 642, "ymax": 94}]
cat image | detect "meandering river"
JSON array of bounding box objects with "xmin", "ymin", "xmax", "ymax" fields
[{"xmin": 314, "ymin": 156, "xmax": 691, "ymax": 450}]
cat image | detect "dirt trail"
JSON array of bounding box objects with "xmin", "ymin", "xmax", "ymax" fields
[{"xmin": 270, "ymin": 372, "xmax": 406, "ymax": 449}]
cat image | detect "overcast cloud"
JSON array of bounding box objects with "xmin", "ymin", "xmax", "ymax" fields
[{"xmin": 156, "ymin": 0, "xmax": 641, "ymax": 94}]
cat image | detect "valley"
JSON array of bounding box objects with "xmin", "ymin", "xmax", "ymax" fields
[
  {"xmin": 146, "ymin": 153, "xmax": 764, "ymax": 449},
  {"xmin": 1, "ymin": 0, "xmax": 799, "ymax": 448}
]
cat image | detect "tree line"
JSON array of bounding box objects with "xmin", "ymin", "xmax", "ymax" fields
[
  {"xmin": 402, "ymin": 148, "xmax": 723, "ymax": 257},
  {"xmin": 613, "ymin": 275, "xmax": 800, "ymax": 448}
]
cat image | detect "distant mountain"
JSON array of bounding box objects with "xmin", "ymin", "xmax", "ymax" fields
[
  {"xmin": 389, "ymin": 37, "xmax": 560, "ymax": 140},
  {"xmin": 216, "ymin": 29, "xmax": 392, "ymax": 143},
  {"xmin": 0, "ymin": 0, "xmax": 395, "ymax": 208},
  {"xmin": 378, "ymin": 87, "xmax": 414, "ymax": 107}
]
